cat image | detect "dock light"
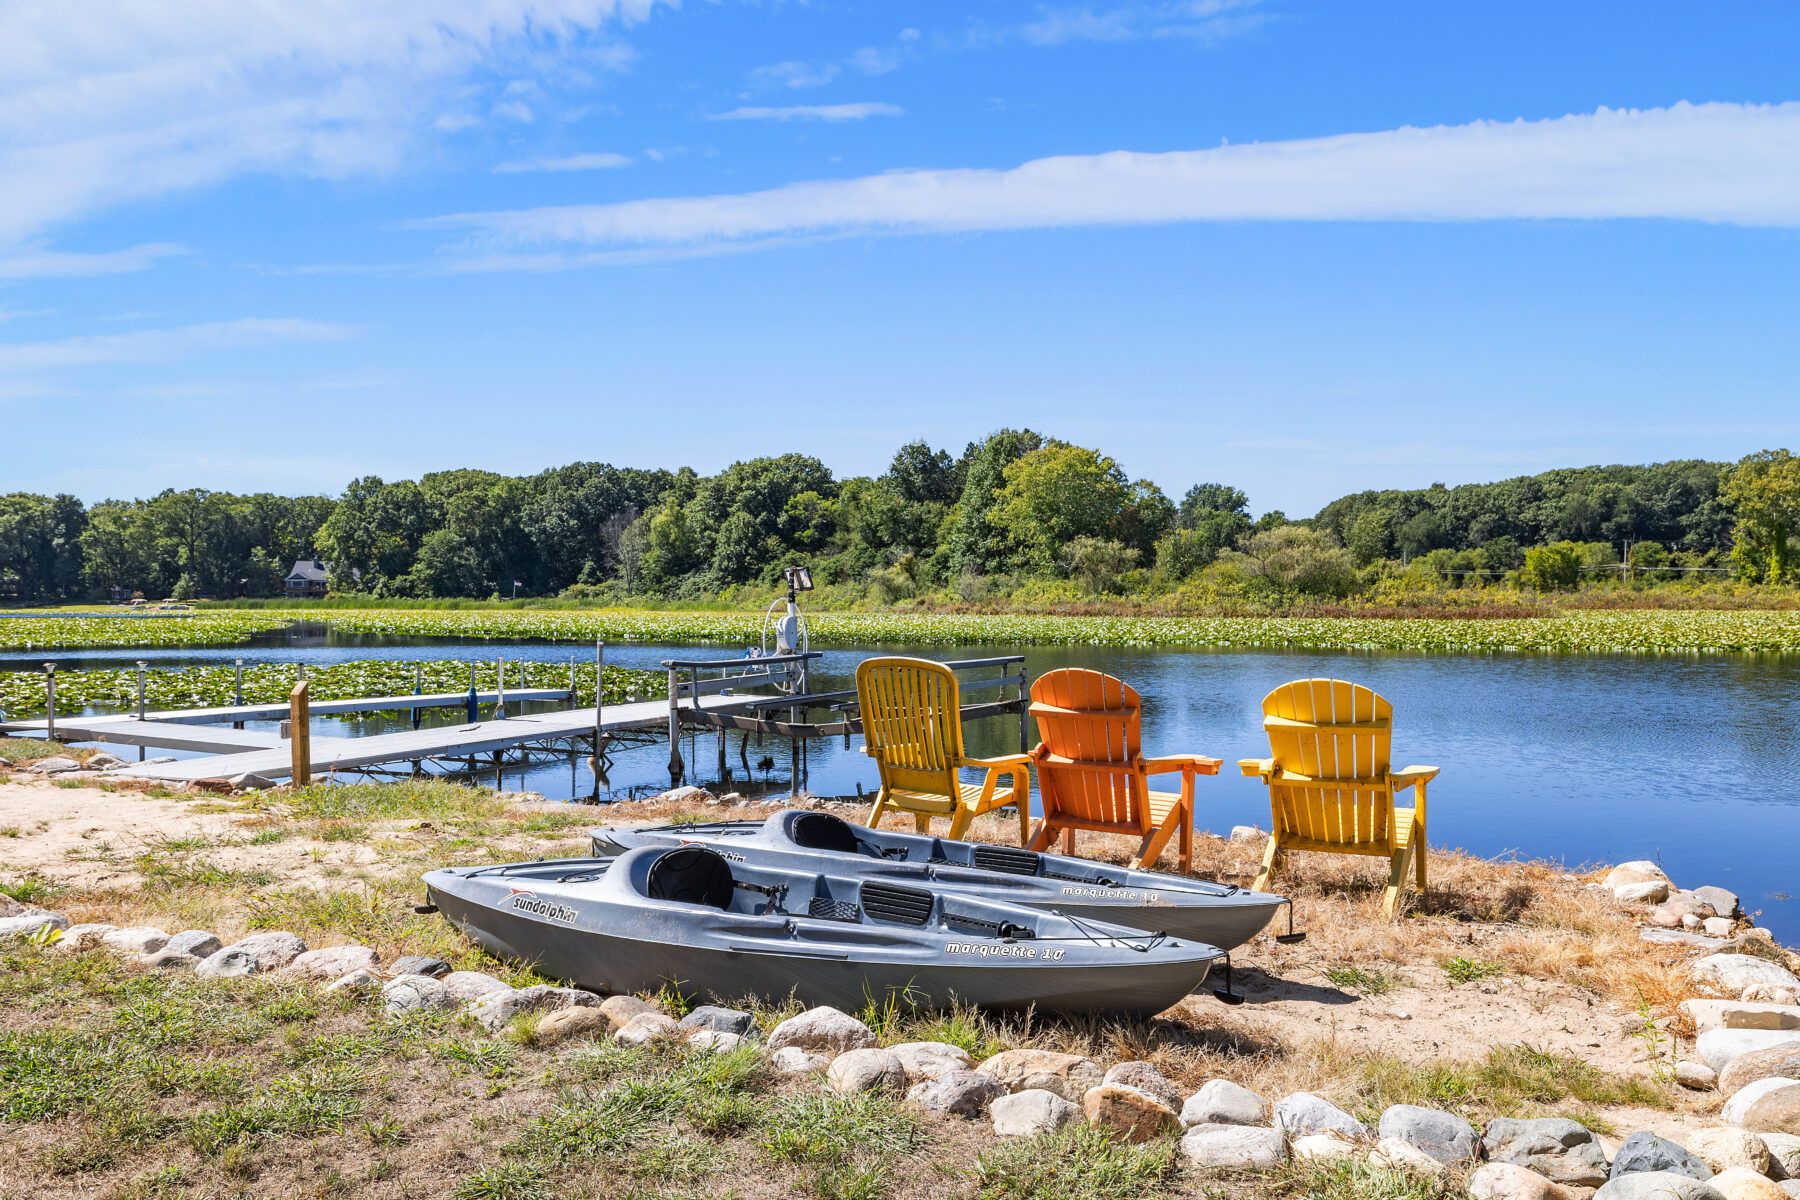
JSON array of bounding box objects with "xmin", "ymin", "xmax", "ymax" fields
[{"xmin": 783, "ymin": 565, "xmax": 813, "ymax": 593}]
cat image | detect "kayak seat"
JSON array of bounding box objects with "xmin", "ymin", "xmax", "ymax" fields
[
  {"xmin": 645, "ymin": 846, "xmax": 735, "ymax": 911},
  {"xmin": 791, "ymin": 811, "xmax": 865, "ymax": 855}
]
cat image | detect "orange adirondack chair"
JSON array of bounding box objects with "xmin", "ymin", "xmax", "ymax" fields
[
  {"xmin": 1239, "ymin": 679, "xmax": 1440, "ymax": 918},
  {"xmin": 857, "ymin": 656, "xmax": 1034, "ymax": 842},
  {"xmin": 1026, "ymin": 668, "xmax": 1220, "ymax": 872}
]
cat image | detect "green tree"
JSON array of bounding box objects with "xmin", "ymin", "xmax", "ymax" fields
[
  {"xmin": 945, "ymin": 428, "xmax": 1046, "ymax": 577},
  {"xmin": 1520, "ymin": 542, "xmax": 1584, "ymax": 590},
  {"xmin": 1345, "ymin": 508, "xmax": 1394, "ymax": 566},
  {"xmin": 1060, "ymin": 537, "xmax": 1138, "ymax": 594},
  {"xmin": 991, "ymin": 445, "xmax": 1131, "ymax": 572},
  {"xmin": 1721, "ymin": 448, "xmax": 1800, "ymax": 584},
  {"xmin": 1223, "ymin": 526, "xmax": 1358, "ymax": 597}
]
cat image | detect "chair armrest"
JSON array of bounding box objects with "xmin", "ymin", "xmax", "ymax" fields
[
  {"xmin": 1142, "ymin": 753, "xmax": 1222, "ymax": 776},
  {"xmin": 1391, "ymin": 765, "xmax": 1439, "ymax": 791},
  {"xmin": 1239, "ymin": 757, "xmax": 1274, "ymax": 778},
  {"xmin": 964, "ymin": 753, "xmax": 1033, "ymax": 770}
]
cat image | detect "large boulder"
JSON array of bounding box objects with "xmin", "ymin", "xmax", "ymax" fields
[
  {"xmin": 1102, "ymin": 1062, "xmax": 1183, "ymax": 1111},
  {"xmin": 1274, "ymin": 1091, "xmax": 1367, "ymax": 1140},
  {"xmin": 1610, "ymin": 1131, "xmax": 1713, "ymax": 1181},
  {"xmin": 1181, "ymin": 1079, "xmax": 1270, "ymax": 1128},
  {"xmin": 466, "ymin": 985, "xmax": 596, "ymax": 1032},
  {"xmin": 889, "ymin": 1041, "xmax": 974, "ymax": 1082},
  {"xmin": 282, "ymin": 944, "xmax": 378, "ymax": 981},
  {"xmin": 907, "ymin": 1070, "xmax": 1005, "ymax": 1118},
  {"xmin": 1180, "ymin": 1124, "xmax": 1289, "ymax": 1170},
  {"xmin": 1694, "ymin": 956, "xmax": 1800, "ymax": 1004},
  {"xmin": 767, "ymin": 1007, "xmax": 877, "ymax": 1055},
  {"xmin": 1724, "ymin": 1047, "xmax": 1800, "ymax": 1098},
  {"xmin": 976, "ymin": 1049, "xmax": 1103, "ymax": 1101},
  {"xmin": 1470, "ymin": 1163, "xmax": 1579, "ymax": 1200},
  {"xmin": 990, "ymin": 1089, "xmax": 1082, "ymax": 1137},
  {"xmin": 195, "ymin": 931, "xmax": 306, "ymax": 978},
  {"xmin": 1377, "ymin": 1104, "xmax": 1477, "ymax": 1164},
  {"xmin": 1689, "ymin": 1127, "xmax": 1774, "ymax": 1175},
  {"xmin": 826, "ymin": 1048, "xmax": 906, "ymax": 1096},
  {"xmin": 1082, "ymin": 1084, "xmax": 1180, "ymax": 1144},
  {"xmin": 1483, "ymin": 1117, "xmax": 1611, "ymax": 1187},
  {"xmin": 1702, "ymin": 1030, "xmax": 1800, "ymax": 1075},
  {"xmin": 1595, "ymin": 1172, "xmax": 1725, "ymax": 1200}
]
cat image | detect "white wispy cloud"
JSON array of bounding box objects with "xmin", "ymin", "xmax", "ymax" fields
[
  {"xmin": 494, "ymin": 151, "xmax": 633, "ymax": 173},
  {"xmin": 707, "ymin": 103, "xmax": 904, "ymax": 123},
  {"xmin": 0, "ymin": 243, "xmax": 187, "ymax": 281},
  {"xmin": 1019, "ymin": 0, "xmax": 1270, "ymax": 46},
  {"xmin": 413, "ymin": 102, "xmax": 1800, "ymax": 261},
  {"xmin": 0, "ymin": 318, "xmax": 353, "ymax": 373},
  {"xmin": 0, "ymin": 1, "xmax": 664, "ymax": 244}
]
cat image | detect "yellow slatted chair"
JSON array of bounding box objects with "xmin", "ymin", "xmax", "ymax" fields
[
  {"xmin": 857, "ymin": 656, "xmax": 1033, "ymax": 843},
  {"xmin": 1027, "ymin": 668, "xmax": 1220, "ymax": 872},
  {"xmin": 1239, "ymin": 679, "xmax": 1440, "ymax": 918}
]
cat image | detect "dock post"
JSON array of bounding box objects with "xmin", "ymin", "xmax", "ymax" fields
[
  {"xmin": 135, "ymin": 661, "xmax": 148, "ymax": 721},
  {"xmin": 568, "ymin": 657, "xmax": 577, "ymax": 705},
  {"xmin": 297, "ymin": 663, "xmax": 306, "ymax": 682},
  {"xmin": 1018, "ymin": 661, "xmax": 1030, "ymax": 754},
  {"xmin": 412, "ymin": 664, "xmax": 423, "ymax": 730},
  {"xmin": 666, "ymin": 666, "xmax": 684, "ymax": 783},
  {"xmin": 495, "ymin": 660, "xmax": 507, "ymax": 720},
  {"xmin": 289, "ymin": 681, "xmax": 311, "ymax": 787},
  {"xmin": 466, "ymin": 663, "xmax": 478, "ymax": 723},
  {"xmin": 234, "ymin": 658, "xmax": 244, "ymax": 705},
  {"xmin": 593, "ymin": 640, "xmax": 605, "ymax": 750},
  {"xmin": 43, "ymin": 663, "xmax": 56, "ymax": 742}
]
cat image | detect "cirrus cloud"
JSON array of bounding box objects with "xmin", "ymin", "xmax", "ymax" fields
[{"xmin": 706, "ymin": 102, "xmax": 905, "ymax": 123}]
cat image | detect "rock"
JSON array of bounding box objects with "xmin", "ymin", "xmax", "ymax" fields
[
  {"xmin": 1690, "ymin": 916, "xmax": 1709, "ymax": 930},
  {"xmin": 53, "ymin": 923, "xmax": 117, "ymax": 953},
  {"xmin": 381, "ymin": 973, "xmax": 456, "ymax": 1015},
  {"xmin": 440, "ymin": 971, "xmax": 513, "ymax": 1004},
  {"xmin": 598, "ymin": 994, "xmax": 662, "ymax": 1029},
  {"xmin": 767, "ymin": 1006, "xmax": 877, "ymax": 1055},
  {"xmin": 161, "ymin": 930, "xmax": 223, "ymax": 958},
  {"xmin": 282, "ymin": 944, "xmax": 378, "ymax": 981},
  {"xmin": 1082, "ymin": 1084, "xmax": 1181, "ymax": 1143},
  {"xmin": 1697, "ymin": 888, "xmax": 1744, "ymax": 918},
  {"xmin": 85, "ymin": 752, "xmax": 126, "ymax": 770},
  {"xmin": 0, "ymin": 909, "xmax": 69, "ymax": 940},
  {"xmin": 826, "ymin": 1048, "xmax": 906, "ymax": 1095},
  {"xmin": 688, "ymin": 1029, "xmax": 751, "ymax": 1054},
  {"xmin": 388, "ymin": 955, "xmax": 451, "ymax": 978},
  {"xmin": 1616, "ymin": 881, "xmax": 1673, "ymax": 904},
  {"xmin": 613, "ymin": 1011, "xmax": 679, "ymax": 1044},
  {"xmin": 1686, "ymin": 1002, "xmax": 1800, "ymax": 1034},
  {"xmin": 1780, "ymin": 1184, "xmax": 1800, "ymax": 1199},
  {"xmin": 533, "ymin": 1007, "xmax": 611, "ymax": 1045},
  {"xmin": 649, "ymin": 785, "xmax": 714, "ymax": 804},
  {"xmin": 1230, "ymin": 825, "xmax": 1265, "ymax": 842},
  {"xmin": 1293, "ymin": 1133, "xmax": 1360, "ymax": 1161},
  {"xmin": 195, "ymin": 931, "xmax": 306, "ymax": 978},
  {"xmin": 101, "ymin": 926, "xmax": 170, "ymax": 954},
  {"xmin": 1274, "ymin": 1091, "xmax": 1367, "ymax": 1140},
  {"xmin": 1762, "ymin": 1133, "xmax": 1800, "ymax": 1179},
  {"xmin": 324, "ymin": 968, "xmax": 382, "ymax": 995},
  {"xmin": 1470, "ymin": 1162, "xmax": 1578, "ymax": 1200},
  {"xmin": 1646, "ymin": 929, "xmax": 1733, "ymax": 950},
  {"xmin": 466, "ymin": 984, "xmax": 596, "ymax": 1032},
  {"xmin": 1182, "ymin": 1079, "xmax": 1270, "ymax": 1128},
  {"xmin": 991, "ymin": 1089, "xmax": 1083, "ymax": 1137},
  {"xmin": 1726, "ymin": 1049, "xmax": 1800, "ymax": 1100},
  {"xmin": 1610, "ymin": 1131, "xmax": 1713, "ymax": 1181},
  {"xmin": 1102, "ymin": 1061, "xmax": 1184, "ymax": 1110},
  {"xmin": 1378, "ymin": 1104, "xmax": 1478, "ymax": 1164},
  {"xmin": 1703, "ymin": 1030, "xmax": 1800, "ymax": 1074},
  {"xmin": 26, "ymin": 756, "xmax": 82, "ymax": 774},
  {"xmin": 908, "ymin": 1070, "xmax": 1006, "ymax": 1117},
  {"xmin": 678, "ymin": 1005, "xmax": 756, "ymax": 1039},
  {"xmin": 1682, "ymin": 1062, "xmax": 1723, "ymax": 1090},
  {"xmin": 1689, "ymin": 1127, "xmax": 1774, "ymax": 1175},
  {"xmin": 141, "ymin": 948, "xmax": 203, "ymax": 969},
  {"xmin": 1710, "ymin": 919, "xmax": 1742, "ymax": 938},
  {"xmin": 1595, "ymin": 1172, "xmax": 1725, "ymax": 1200},
  {"xmin": 1372, "ymin": 1136, "xmax": 1450, "ymax": 1176},
  {"xmin": 227, "ymin": 772, "xmax": 276, "ymax": 790},
  {"xmin": 1606, "ymin": 862, "xmax": 1672, "ymax": 889},
  {"xmin": 1483, "ymin": 1117, "xmax": 1611, "ymax": 1187},
  {"xmin": 977, "ymin": 1049, "xmax": 1103, "ymax": 1101},
  {"xmin": 770, "ymin": 1046, "xmax": 829, "ymax": 1074},
  {"xmin": 1741, "ymin": 1085, "xmax": 1800, "ymax": 1137},
  {"xmin": 1711, "ymin": 1168, "xmax": 1789, "ymax": 1200},
  {"xmin": 889, "ymin": 1041, "xmax": 975, "ymax": 1082},
  {"xmin": 1696, "ymin": 957, "xmax": 1800, "ymax": 1002},
  {"xmin": 1180, "ymin": 1123, "xmax": 1289, "ymax": 1170}
]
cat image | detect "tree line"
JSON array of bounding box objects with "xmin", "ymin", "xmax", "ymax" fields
[{"xmin": 2, "ymin": 434, "xmax": 1796, "ymax": 602}]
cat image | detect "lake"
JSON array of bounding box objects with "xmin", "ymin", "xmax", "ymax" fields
[{"xmin": 8, "ymin": 622, "xmax": 1797, "ymax": 940}]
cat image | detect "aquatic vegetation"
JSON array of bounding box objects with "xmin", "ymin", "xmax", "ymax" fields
[
  {"xmin": 0, "ymin": 658, "xmax": 656, "ymax": 718},
  {"xmin": 0, "ymin": 610, "xmax": 290, "ymax": 651}
]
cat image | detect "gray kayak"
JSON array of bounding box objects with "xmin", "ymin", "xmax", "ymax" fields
[
  {"xmin": 423, "ymin": 843, "xmax": 1223, "ymax": 1015},
  {"xmin": 590, "ymin": 808, "xmax": 1288, "ymax": 951}
]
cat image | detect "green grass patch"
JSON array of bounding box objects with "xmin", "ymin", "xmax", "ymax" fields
[
  {"xmin": 1245, "ymin": 1159, "xmax": 1462, "ymax": 1200},
  {"xmin": 972, "ymin": 1125, "xmax": 1178, "ymax": 1200},
  {"xmin": 279, "ymin": 778, "xmax": 510, "ymax": 822},
  {"xmin": 1325, "ymin": 966, "xmax": 1398, "ymax": 996},
  {"xmin": 1350, "ymin": 1043, "xmax": 1671, "ymax": 1122},
  {"xmin": 1442, "ymin": 956, "xmax": 1507, "ymax": 985}
]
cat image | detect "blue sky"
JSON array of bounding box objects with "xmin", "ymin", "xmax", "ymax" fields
[{"xmin": 3, "ymin": 1, "xmax": 1798, "ymax": 515}]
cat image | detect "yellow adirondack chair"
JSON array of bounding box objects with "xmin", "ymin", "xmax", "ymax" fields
[
  {"xmin": 1026, "ymin": 668, "xmax": 1220, "ymax": 872},
  {"xmin": 1238, "ymin": 679, "xmax": 1440, "ymax": 918},
  {"xmin": 857, "ymin": 656, "xmax": 1033, "ymax": 843}
]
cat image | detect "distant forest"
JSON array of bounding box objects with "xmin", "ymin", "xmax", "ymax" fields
[{"xmin": 2, "ymin": 433, "xmax": 1796, "ymax": 602}]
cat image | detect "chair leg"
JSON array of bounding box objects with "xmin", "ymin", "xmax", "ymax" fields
[
  {"xmin": 1014, "ymin": 772, "xmax": 1032, "ymax": 847},
  {"xmin": 914, "ymin": 812, "xmax": 931, "ymax": 834},
  {"xmin": 1178, "ymin": 796, "xmax": 1193, "ymax": 874},
  {"xmin": 866, "ymin": 794, "xmax": 887, "ymax": 829},
  {"xmin": 1026, "ymin": 820, "xmax": 1056, "ymax": 852},
  {"xmin": 1383, "ymin": 846, "xmax": 1412, "ymax": 919},
  {"xmin": 1414, "ymin": 819, "xmax": 1427, "ymax": 891},
  {"xmin": 1133, "ymin": 819, "xmax": 1179, "ymax": 871},
  {"xmin": 1251, "ymin": 836, "xmax": 1282, "ymax": 894},
  {"xmin": 947, "ymin": 807, "xmax": 973, "ymax": 841},
  {"xmin": 1061, "ymin": 827, "xmax": 1075, "ymax": 855}
]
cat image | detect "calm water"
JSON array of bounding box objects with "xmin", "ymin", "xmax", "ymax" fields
[{"xmin": 9, "ymin": 625, "xmax": 1798, "ymax": 940}]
